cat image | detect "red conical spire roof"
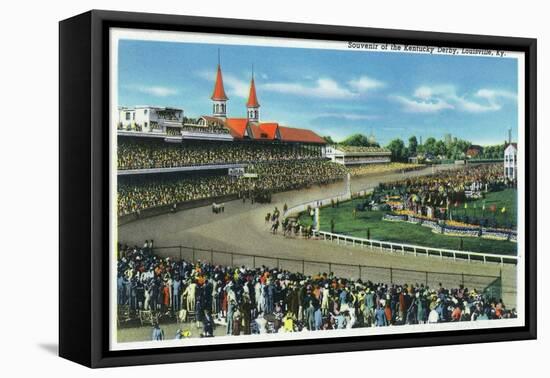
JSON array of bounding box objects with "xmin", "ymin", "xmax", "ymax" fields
[
  {"xmin": 246, "ymin": 77, "xmax": 260, "ymax": 108},
  {"xmin": 211, "ymin": 64, "xmax": 228, "ymax": 101}
]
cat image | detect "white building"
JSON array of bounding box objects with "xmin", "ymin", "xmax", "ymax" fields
[
  {"xmin": 325, "ymin": 145, "xmax": 391, "ymax": 166},
  {"xmin": 117, "ymin": 106, "xmax": 184, "ymax": 135},
  {"xmin": 504, "ymin": 143, "xmax": 517, "ymax": 181}
]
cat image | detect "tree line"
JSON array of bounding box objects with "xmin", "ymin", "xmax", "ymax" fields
[{"xmin": 323, "ymin": 133, "xmax": 506, "ymax": 163}]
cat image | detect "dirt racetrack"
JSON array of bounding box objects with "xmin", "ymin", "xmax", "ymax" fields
[{"xmin": 118, "ymin": 165, "xmax": 517, "ymax": 307}]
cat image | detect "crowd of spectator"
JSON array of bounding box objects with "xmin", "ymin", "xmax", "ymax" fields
[
  {"xmin": 181, "ymin": 124, "xmax": 229, "ymax": 135},
  {"xmin": 118, "ymin": 160, "xmax": 347, "ymax": 216},
  {"xmin": 343, "ymin": 156, "xmax": 391, "ymax": 164},
  {"xmin": 335, "ymin": 145, "xmax": 389, "ymax": 153},
  {"xmin": 118, "ymin": 139, "xmax": 323, "ymax": 170},
  {"xmin": 117, "ymin": 242, "xmax": 515, "ymax": 339},
  {"xmin": 118, "ymin": 173, "xmax": 246, "ymax": 216},
  {"xmin": 348, "ymin": 162, "xmax": 424, "ymax": 177},
  {"xmin": 166, "ymin": 128, "xmax": 182, "ymax": 136},
  {"xmin": 378, "ymin": 164, "xmax": 508, "ymax": 211}
]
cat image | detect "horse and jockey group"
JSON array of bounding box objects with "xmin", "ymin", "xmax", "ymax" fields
[
  {"xmin": 265, "ymin": 204, "xmax": 313, "ymax": 238},
  {"xmin": 212, "ymin": 202, "xmax": 225, "ymax": 214}
]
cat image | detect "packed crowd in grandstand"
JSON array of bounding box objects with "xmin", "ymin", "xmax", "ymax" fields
[
  {"xmin": 348, "ymin": 162, "xmax": 424, "ymax": 177},
  {"xmin": 378, "ymin": 163, "xmax": 509, "ymax": 209},
  {"xmin": 117, "ymin": 242, "xmax": 515, "ymax": 338},
  {"xmin": 118, "ymin": 160, "xmax": 347, "ymax": 216},
  {"xmin": 334, "ymin": 145, "xmax": 388, "ymax": 153},
  {"xmin": 118, "ymin": 139, "xmax": 323, "ymax": 170},
  {"xmin": 180, "ymin": 124, "xmax": 230, "ymax": 134}
]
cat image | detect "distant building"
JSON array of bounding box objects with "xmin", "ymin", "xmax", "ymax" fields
[
  {"xmin": 504, "ymin": 143, "xmax": 517, "ymax": 180},
  {"xmin": 466, "ymin": 145, "xmax": 483, "ymax": 159},
  {"xmin": 325, "ymin": 145, "xmax": 391, "ymax": 166},
  {"xmin": 118, "ymin": 106, "xmax": 184, "ymax": 134}
]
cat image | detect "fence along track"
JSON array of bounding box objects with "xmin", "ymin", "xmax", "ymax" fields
[
  {"xmin": 315, "ymin": 230, "xmax": 518, "ymax": 266},
  {"xmin": 147, "ymin": 244, "xmax": 505, "ymax": 300}
]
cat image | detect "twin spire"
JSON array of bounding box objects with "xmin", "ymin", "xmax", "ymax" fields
[
  {"xmin": 211, "ymin": 58, "xmax": 259, "ymax": 122},
  {"xmin": 211, "ymin": 64, "xmax": 228, "ymax": 101}
]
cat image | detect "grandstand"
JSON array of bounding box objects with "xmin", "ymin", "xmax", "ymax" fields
[
  {"xmin": 117, "ymin": 63, "xmax": 348, "ymax": 216},
  {"xmin": 325, "ymin": 144, "xmax": 391, "ymax": 166},
  {"xmin": 118, "ymin": 161, "xmax": 347, "ymax": 216}
]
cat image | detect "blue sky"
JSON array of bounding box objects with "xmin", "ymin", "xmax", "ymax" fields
[{"xmin": 118, "ymin": 39, "xmax": 519, "ymax": 146}]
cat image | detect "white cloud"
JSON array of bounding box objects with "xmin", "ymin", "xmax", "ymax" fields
[
  {"xmin": 413, "ymin": 85, "xmax": 455, "ymax": 100},
  {"xmin": 393, "ymin": 85, "xmax": 516, "ymax": 114},
  {"xmin": 476, "ymin": 89, "xmax": 517, "ymax": 101},
  {"xmin": 317, "ymin": 112, "xmax": 379, "ymax": 121},
  {"xmin": 197, "ymin": 70, "xmax": 250, "ymax": 98},
  {"xmin": 198, "ymin": 70, "xmax": 385, "ymax": 100},
  {"xmin": 455, "ymin": 97, "xmax": 501, "ymax": 112},
  {"xmin": 222, "ymin": 74, "xmax": 250, "ymax": 98},
  {"xmin": 348, "ymin": 76, "xmax": 385, "ymax": 92},
  {"xmin": 264, "ymin": 78, "xmax": 357, "ymax": 99},
  {"xmin": 392, "ymin": 95, "xmax": 454, "ymax": 113},
  {"xmin": 133, "ymin": 85, "xmax": 178, "ymax": 97},
  {"xmin": 454, "ymin": 89, "xmax": 517, "ymax": 113}
]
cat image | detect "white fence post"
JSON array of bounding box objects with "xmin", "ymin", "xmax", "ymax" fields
[{"xmin": 283, "ymin": 201, "xmax": 517, "ymax": 266}]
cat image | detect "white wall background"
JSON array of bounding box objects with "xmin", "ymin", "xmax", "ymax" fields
[{"xmin": 0, "ymin": 0, "xmax": 546, "ymax": 374}]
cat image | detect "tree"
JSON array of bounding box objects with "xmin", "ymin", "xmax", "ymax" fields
[
  {"xmin": 341, "ymin": 133, "xmax": 379, "ymax": 147},
  {"xmin": 423, "ymin": 137, "xmax": 437, "ymax": 155},
  {"xmin": 386, "ymin": 138, "xmax": 408, "ymax": 162},
  {"xmin": 323, "ymin": 135, "xmax": 336, "ymax": 144},
  {"xmin": 479, "ymin": 144, "xmax": 505, "ymax": 159},
  {"xmin": 408, "ymin": 136, "xmax": 418, "ymax": 157},
  {"xmin": 434, "ymin": 140, "xmax": 447, "ymax": 157}
]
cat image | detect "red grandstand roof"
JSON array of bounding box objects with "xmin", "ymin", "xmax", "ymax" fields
[
  {"xmin": 211, "ymin": 65, "xmax": 228, "ymax": 101},
  {"xmin": 278, "ymin": 126, "xmax": 326, "ymax": 144},
  {"xmin": 248, "ymin": 124, "xmax": 262, "ymax": 139},
  {"xmin": 246, "ymin": 78, "xmax": 260, "ymax": 108},
  {"xmin": 247, "ymin": 123, "xmax": 277, "ymax": 140},
  {"xmin": 258, "ymin": 123, "xmax": 278, "ymax": 140},
  {"xmin": 224, "ymin": 118, "xmax": 249, "ymax": 138}
]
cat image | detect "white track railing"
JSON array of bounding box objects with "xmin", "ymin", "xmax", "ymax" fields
[
  {"xmin": 283, "ymin": 194, "xmax": 351, "ymax": 218},
  {"xmin": 316, "ymin": 230, "xmax": 518, "ymax": 266}
]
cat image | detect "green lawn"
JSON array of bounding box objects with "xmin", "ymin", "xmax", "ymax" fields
[
  {"xmin": 298, "ymin": 197, "xmax": 517, "ymax": 256},
  {"xmin": 450, "ymin": 188, "xmax": 517, "ymax": 228}
]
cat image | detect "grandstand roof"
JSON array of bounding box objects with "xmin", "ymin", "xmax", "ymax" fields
[
  {"xmin": 278, "ymin": 126, "xmax": 326, "ymax": 144},
  {"xmin": 248, "ymin": 124, "xmax": 263, "ymax": 139},
  {"xmin": 246, "ymin": 78, "xmax": 260, "ymax": 108},
  {"xmin": 224, "ymin": 118, "xmax": 249, "ymax": 138},
  {"xmin": 258, "ymin": 123, "xmax": 279, "ymax": 140},
  {"xmin": 211, "ymin": 64, "xmax": 228, "ymax": 101},
  {"xmin": 247, "ymin": 123, "xmax": 280, "ymax": 140}
]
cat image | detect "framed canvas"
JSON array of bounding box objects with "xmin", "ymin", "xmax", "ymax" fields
[{"xmin": 59, "ymin": 10, "xmax": 537, "ymax": 368}]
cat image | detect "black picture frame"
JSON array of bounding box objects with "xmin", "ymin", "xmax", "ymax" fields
[{"xmin": 59, "ymin": 9, "xmax": 537, "ymax": 368}]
